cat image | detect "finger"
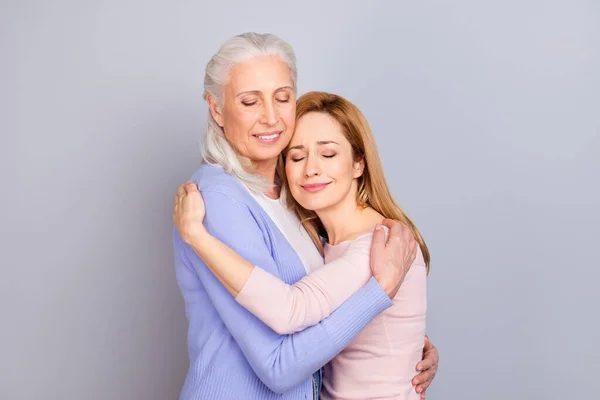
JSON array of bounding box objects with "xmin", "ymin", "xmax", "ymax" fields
[
  {"xmin": 423, "ymin": 335, "xmax": 431, "ymax": 351},
  {"xmin": 411, "ymin": 242, "xmax": 418, "ymax": 263},
  {"xmin": 175, "ymin": 190, "xmax": 184, "ymax": 208},
  {"xmin": 184, "ymin": 181, "xmax": 198, "ymax": 194},
  {"xmin": 370, "ymin": 224, "xmax": 387, "ymax": 253},
  {"xmin": 177, "ymin": 185, "xmax": 186, "ymax": 199},
  {"xmin": 416, "ymin": 356, "xmax": 435, "ymax": 372},
  {"xmin": 412, "ymin": 366, "xmax": 435, "ymax": 387},
  {"xmin": 381, "ymin": 219, "xmax": 402, "ymax": 243},
  {"xmin": 422, "ymin": 338, "xmax": 439, "ymax": 364},
  {"xmin": 380, "ymin": 218, "xmax": 400, "ymax": 233},
  {"xmin": 401, "ymin": 223, "xmax": 417, "ymax": 248},
  {"xmin": 416, "ymin": 374, "xmax": 434, "ymax": 392}
]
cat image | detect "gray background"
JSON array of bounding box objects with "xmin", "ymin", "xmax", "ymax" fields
[{"xmin": 2, "ymin": 0, "xmax": 599, "ymax": 399}]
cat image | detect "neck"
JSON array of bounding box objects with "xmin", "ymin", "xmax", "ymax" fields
[
  {"xmin": 316, "ymin": 188, "xmax": 383, "ymax": 245},
  {"xmin": 251, "ymin": 158, "xmax": 279, "ymax": 199}
]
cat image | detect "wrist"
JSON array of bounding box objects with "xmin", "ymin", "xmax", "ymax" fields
[
  {"xmin": 183, "ymin": 226, "xmax": 210, "ymax": 248},
  {"xmin": 375, "ymin": 276, "xmax": 397, "ymax": 299}
]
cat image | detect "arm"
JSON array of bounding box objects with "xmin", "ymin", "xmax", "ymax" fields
[
  {"xmin": 175, "ymin": 187, "xmax": 393, "ymax": 394},
  {"xmin": 234, "ymin": 234, "xmax": 374, "ymax": 334},
  {"xmin": 183, "ymin": 214, "xmax": 373, "ymax": 317},
  {"xmin": 176, "ymin": 181, "xmax": 391, "ymax": 335}
]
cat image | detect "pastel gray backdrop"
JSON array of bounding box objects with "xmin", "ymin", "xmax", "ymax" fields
[{"xmin": 2, "ymin": 0, "xmax": 598, "ymax": 399}]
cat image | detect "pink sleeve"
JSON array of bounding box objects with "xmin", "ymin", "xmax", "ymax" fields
[{"xmin": 235, "ymin": 234, "xmax": 374, "ymax": 334}]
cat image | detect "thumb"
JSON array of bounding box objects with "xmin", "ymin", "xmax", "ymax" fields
[{"xmin": 370, "ymin": 224, "xmax": 386, "ymax": 254}]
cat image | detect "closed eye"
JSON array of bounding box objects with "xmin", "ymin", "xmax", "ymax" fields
[
  {"xmin": 242, "ymin": 101, "xmax": 257, "ymax": 107},
  {"xmin": 290, "ymin": 157, "xmax": 305, "ymax": 162},
  {"xmin": 323, "ymin": 154, "xmax": 336, "ymax": 158}
]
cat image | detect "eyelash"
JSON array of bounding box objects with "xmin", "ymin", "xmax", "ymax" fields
[
  {"xmin": 241, "ymin": 99, "xmax": 290, "ymax": 107},
  {"xmin": 290, "ymin": 154, "xmax": 336, "ymax": 162}
]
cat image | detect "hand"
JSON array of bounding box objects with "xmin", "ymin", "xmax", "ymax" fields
[
  {"xmin": 369, "ymin": 219, "xmax": 418, "ymax": 299},
  {"xmin": 412, "ymin": 335, "xmax": 439, "ymax": 399},
  {"xmin": 173, "ymin": 181, "xmax": 207, "ymax": 244}
]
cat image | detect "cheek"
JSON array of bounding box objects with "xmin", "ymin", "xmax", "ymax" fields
[
  {"xmin": 285, "ymin": 161, "xmax": 300, "ymax": 183},
  {"xmin": 329, "ymin": 159, "xmax": 355, "ymax": 182},
  {"xmin": 280, "ymin": 106, "xmax": 296, "ymax": 129},
  {"xmin": 224, "ymin": 108, "xmax": 258, "ymax": 136}
]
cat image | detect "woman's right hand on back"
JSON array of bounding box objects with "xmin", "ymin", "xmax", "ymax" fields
[
  {"xmin": 173, "ymin": 181, "xmax": 207, "ymax": 245},
  {"xmin": 369, "ymin": 219, "xmax": 418, "ymax": 299}
]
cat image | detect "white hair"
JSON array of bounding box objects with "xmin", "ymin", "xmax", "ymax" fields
[{"xmin": 200, "ymin": 32, "xmax": 298, "ymax": 192}]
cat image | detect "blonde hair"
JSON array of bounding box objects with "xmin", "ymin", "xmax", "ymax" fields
[
  {"xmin": 201, "ymin": 32, "xmax": 298, "ymax": 192},
  {"xmin": 281, "ymin": 91, "xmax": 431, "ymax": 270}
]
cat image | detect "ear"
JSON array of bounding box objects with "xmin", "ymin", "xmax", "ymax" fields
[
  {"xmin": 207, "ymin": 94, "xmax": 224, "ymax": 127},
  {"xmin": 353, "ymin": 157, "xmax": 365, "ymax": 179}
]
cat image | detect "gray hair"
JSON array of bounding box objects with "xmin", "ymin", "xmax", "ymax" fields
[{"xmin": 200, "ymin": 32, "xmax": 298, "ymax": 192}]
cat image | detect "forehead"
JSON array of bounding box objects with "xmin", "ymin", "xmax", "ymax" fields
[
  {"xmin": 227, "ymin": 55, "xmax": 294, "ymax": 92},
  {"xmin": 291, "ymin": 112, "xmax": 346, "ymax": 144}
]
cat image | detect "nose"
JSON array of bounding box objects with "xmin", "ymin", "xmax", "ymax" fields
[
  {"xmin": 303, "ymin": 154, "xmax": 321, "ymax": 178},
  {"xmin": 260, "ymin": 100, "xmax": 279, "ymax": 126}
]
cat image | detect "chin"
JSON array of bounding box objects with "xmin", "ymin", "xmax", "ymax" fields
[
  {"xmin": 295, "ymin": 195, "xmax": 333, "ymax": 213},
  {"xmin": 252, "ymin": 147, "xmax": 285, "ymax": 162}
]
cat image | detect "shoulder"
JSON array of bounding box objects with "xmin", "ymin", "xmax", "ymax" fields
[
  {"xmin": 331, "ymin": 228, "xmax": 379, "ymax": 257},
  {"xmin": 188, "ymin": 164, "xmax": 253, "ymax": 205},
  {"xmin": 364, "ymin": 226, "xmax": 427, "ymax": 267},
  {"xmin": 186, "ymin": 165, "xmax": 273, "ymax": 238},
  {"xmin": 413, "ymin": 245, "xmax": 427, "ymax": 267},
  {"xmin": 348, "ymin": 225, "xmax": 388, "ymax": 247}
]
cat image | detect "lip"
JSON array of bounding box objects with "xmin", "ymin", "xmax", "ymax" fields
[
  {"xmin": 300, "ymin": 182, "xmax": 331, "ymax": 193},
  {"xmin": 252, "ymin": 131, "xmax": 282, "ymax": 144}
]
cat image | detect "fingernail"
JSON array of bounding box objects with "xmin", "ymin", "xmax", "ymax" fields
[
  {"xmin": 417, "ymin": 387, "xmax": 422, "ymax": 393},
  {"xmin": 375, "ymin": 224, "xmax": 382, "ymax": 230}
]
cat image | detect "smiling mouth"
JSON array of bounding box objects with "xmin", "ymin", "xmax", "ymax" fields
[
  {"xmin": 253, "ymin": 131, "xmax": 282, "ymax": 143},
  {"xmin": 301, "ymin": 182, "xmax": 331, "ymax": 193}
]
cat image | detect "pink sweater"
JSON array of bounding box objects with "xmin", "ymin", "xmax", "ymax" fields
[{"xmin": 236, "ymin": 229, "xmax": 427, "ymax": 399}]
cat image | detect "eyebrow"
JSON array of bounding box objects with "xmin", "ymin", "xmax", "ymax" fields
[
  {"xmin": 288, "ymin": 141, "xmax": 339, "ymax": 150},
  {"xmin": 236, "ymin": 86, "xmax": 294, "ymax": 97}
]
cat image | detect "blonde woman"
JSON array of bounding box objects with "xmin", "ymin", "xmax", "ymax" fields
[{"xmin": 174, "ymin": 90, "xmax": 431, "ymax": 399}]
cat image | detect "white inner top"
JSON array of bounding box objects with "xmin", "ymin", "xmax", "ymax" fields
[{"xmin": 250, "ymin": 191, "xmax": 324, "ymax": 274}]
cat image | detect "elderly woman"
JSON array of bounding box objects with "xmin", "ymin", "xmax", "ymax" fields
[{"xmin": 172, "ymin": 33, "xmax": 439, "ymax": 400}]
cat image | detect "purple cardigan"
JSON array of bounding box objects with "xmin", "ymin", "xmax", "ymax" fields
[{"xmin": 173, "ymin": 165, "xmax": 393, "ymax": 400}]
